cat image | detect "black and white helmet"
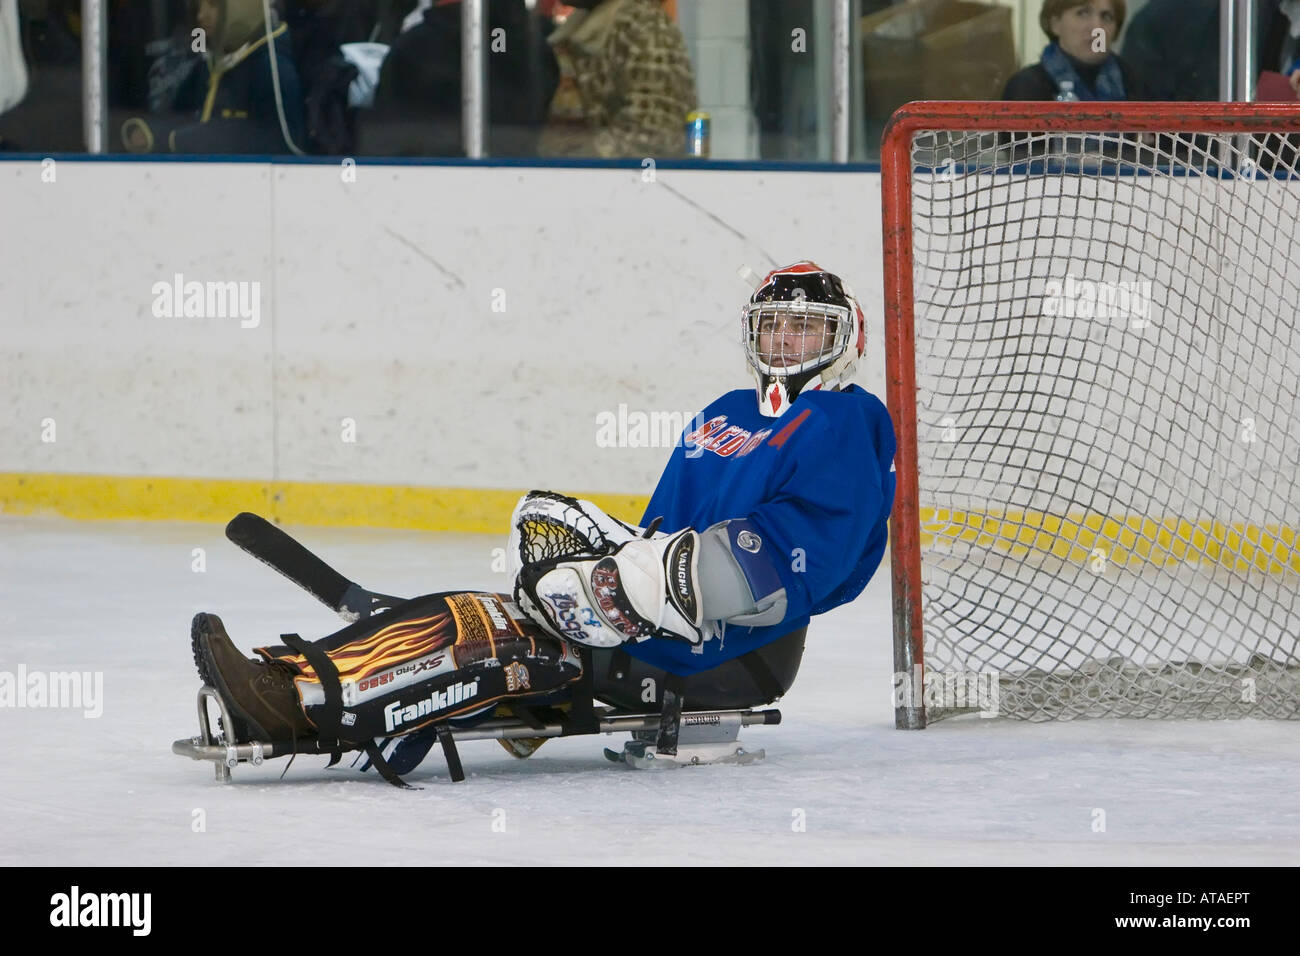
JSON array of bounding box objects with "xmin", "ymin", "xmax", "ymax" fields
[{"xmin": 741, "ymin": 260, "xmax": 866, "ymax": 417}]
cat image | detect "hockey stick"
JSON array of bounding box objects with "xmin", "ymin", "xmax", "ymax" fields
[{"xmin": 224, "ymin": 512, "xmax": 404, "ymax": 620}]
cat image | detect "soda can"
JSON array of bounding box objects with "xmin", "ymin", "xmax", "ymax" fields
[{"xmin": 686, "ymin": 111, "xmax": 710, "ymax": 158}]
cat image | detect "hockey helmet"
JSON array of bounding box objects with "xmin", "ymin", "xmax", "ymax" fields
[{"xmin": 741, "ymin": 260, "xmax": 866, "ymax": 417}]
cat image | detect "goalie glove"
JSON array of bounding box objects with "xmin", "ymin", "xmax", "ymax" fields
[
  {"xmin": 515, "ymin": 529, "xmax": 705, "ymax": 648},
  {"xmin": 507, "ymin": 490, "xmax": 652, "ymax": 583}
]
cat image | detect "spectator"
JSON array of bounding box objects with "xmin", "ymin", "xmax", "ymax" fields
[
  {"xmin": 282, "ymin": 0, "xmax": 386, "ymax": 154},
  {"xmin": 1003, "ymin": 1, "xmax": 1148, "ymax": 101},
  {"xmin": 1116, "ymin": 1, "xmax": 1300, "ymax": 170},
  {"xmin": 1280, "ymin": 2, "xmax": 1300, "ymax": 94},
  {"xmin": 1119, "ymin": 0, "xmax": 1218, "ymax": 101},
  {"xmin": 121, "ymin": 0, "xmax": 306, "ymax": 154},
  {"xmin": 1123, "ymin": 0, "xmax": 1296, "ymax": 102},
  {"xmin": 359, "ymin": 0, "xmax": 556, "ymax": 157},
  {"xmin": 538, "ymin": 0, "xmax": 696, "ymax": 158},
  {"xmin": 283, "ymin": 0, "xmax": 382, "ymax": 81},
  {"xmin": 0, "ymin": 0, "xmax": 81, "ymax": 152}
]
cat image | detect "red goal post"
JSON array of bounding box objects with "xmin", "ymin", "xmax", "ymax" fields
[{"xmin": 881, "ymin": 102, "xmax": 1300, "ymax": 729}]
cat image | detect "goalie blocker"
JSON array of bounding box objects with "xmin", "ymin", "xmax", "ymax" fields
[{"xmin": 516, "ymin": 529, "xmax": 704, "ymax": 646}]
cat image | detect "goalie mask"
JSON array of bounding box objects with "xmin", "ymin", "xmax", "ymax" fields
[{"xmin": 742, "ymin": 261, "xmax": 866, "ymax": 417}]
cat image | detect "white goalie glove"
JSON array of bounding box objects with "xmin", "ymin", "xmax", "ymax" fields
[{"xmin": 509, "ymin": 492, "xmax": 706, "ymax": 647}]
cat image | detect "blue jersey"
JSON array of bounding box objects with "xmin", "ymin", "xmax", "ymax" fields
[{"xmin": 625, "ymin": 384, "xmax": 896, "ymax": 675}]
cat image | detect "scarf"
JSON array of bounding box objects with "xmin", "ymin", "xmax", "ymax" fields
[{"xmin": 1041, "ymin": 41, "xmax": 1127, "ymax": 101}]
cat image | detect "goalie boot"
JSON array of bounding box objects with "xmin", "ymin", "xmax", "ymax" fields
[{"xmin": 191, "ymin": 612, "xmax": 315, "ymax": 743}]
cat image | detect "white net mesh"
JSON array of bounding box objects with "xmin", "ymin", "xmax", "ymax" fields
[{"xmin": 905, "ymin": 125, "xmax": 1300, "ymax": 720}]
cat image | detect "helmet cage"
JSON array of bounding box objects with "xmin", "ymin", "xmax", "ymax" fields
[{"xmin": 742, "ymin": 299, "xmax": 853, "ymax": 381}]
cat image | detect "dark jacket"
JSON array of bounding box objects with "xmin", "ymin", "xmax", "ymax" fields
[
  {"xmin": 1002, "ymin": 54, "xmax": 1151, "ymax": 101},
  {"xmin": 283, "ymin": 0, "xmax": 381, "ymax": 82},
  {"xmin": 1119, "ymin": 0, "xmax": 1292, "ymax": 102},
  {"xmin": 171, "ymin": 26, "xmax": 307, "ymax": 153}
]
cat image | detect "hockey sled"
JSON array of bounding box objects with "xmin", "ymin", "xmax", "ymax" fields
[{"xmin": 173, "ymin": 511, "xmax": 781, "ymax": 785}]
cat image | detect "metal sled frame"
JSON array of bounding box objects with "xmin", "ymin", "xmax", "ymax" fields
[{"xmin": 172, "ymin": 685, "xmax": 781, "ymax": 782}]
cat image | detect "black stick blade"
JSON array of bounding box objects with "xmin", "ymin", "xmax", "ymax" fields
[{"xmin": 225, "ymin": 512, "xmax": 354, "ymax": 615}]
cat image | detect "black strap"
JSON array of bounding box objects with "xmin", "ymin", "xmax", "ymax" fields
[
  {"xmin": 564, "ymin": 647, "xmax": 600, "ymax": 736},
  {"xmin": 283, "ymin": 632, "xmax": 468, "ymax": 788},
  {"xmin": 363, "ymin": 741, "xmax": 420, "ymax": 790},
  {"xmin": 655, "ymin": 673, "xmax": 686, "ymax": 756},
  {"xmin": 280, "ymin": 632, "xmax": 346, "ymax": 766},
  {"xmin": 436, "ymin": 726, "xmax": 465, "ymax": 782}
]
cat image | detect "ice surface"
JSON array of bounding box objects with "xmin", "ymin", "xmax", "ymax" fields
[{"xmin": 1, "ymin": 516, "xmax": 1297, "ymax": 866}]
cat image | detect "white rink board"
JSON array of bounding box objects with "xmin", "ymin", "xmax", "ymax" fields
[
  {"xmin": 0, "ymin": 160, "xmax": 884, "ymax": 493},
  {"xmin": 0, "ymin": 162, "xmax": 277, "ymax": 480}
]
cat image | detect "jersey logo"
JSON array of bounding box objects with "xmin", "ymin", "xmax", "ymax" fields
[{"xmin": 685, "ymin": 415, "xmax": 773, "ymax": 460}]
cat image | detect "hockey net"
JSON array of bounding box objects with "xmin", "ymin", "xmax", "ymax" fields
[{"xmin": 883, "ymin": 103, "xmax": 1300, "ymax": 725}]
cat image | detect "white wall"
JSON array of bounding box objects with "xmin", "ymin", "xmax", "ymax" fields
[{"xmin": 0, "ymin": 159, "xmax": 886, "ymax": 494}]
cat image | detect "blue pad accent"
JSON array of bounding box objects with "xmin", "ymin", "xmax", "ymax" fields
[{"xmin": 725, "ymin": 520, "xmax": 785, "ymax": 601}]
